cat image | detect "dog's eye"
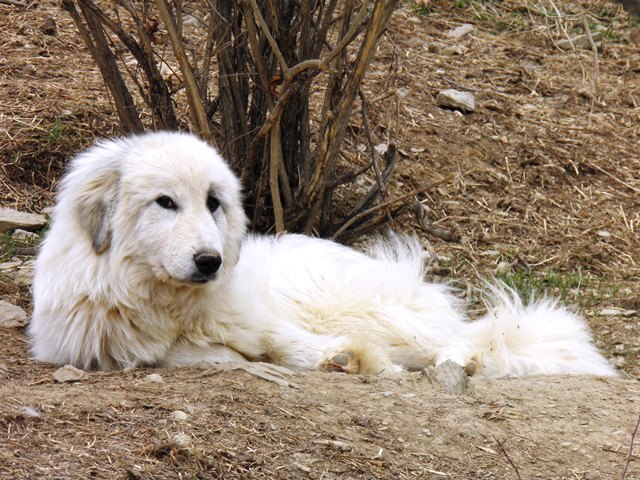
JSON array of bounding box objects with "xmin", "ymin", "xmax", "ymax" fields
[
  {"xmin": 156, "ymin": 195, "xmax": 177, "ymax": 210},
  {"xmin": 207, "ymin": 196, "xmax": 220, "ymax": 213}
]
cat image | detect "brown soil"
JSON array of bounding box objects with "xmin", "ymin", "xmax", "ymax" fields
[{"xmin": 1, "ymin": 1, "xmax": 639, "ymax": 478}]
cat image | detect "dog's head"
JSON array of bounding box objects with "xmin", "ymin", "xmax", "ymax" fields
[{"xmin": 58, "ymin": 132, "xmax": 247, "ymax": 285}]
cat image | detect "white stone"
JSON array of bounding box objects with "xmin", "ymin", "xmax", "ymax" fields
[
  {"xmin": 599, "ymin": 308, "xmax": 636, "ymax": 317},
  {"xmin": 0, "ymin": 300, "xmax": 28, "ymax": 328},
  {"xmin": 52, "ymin": 364, "xmax": 87, "ymax": 383},
  {"xmin": 172, "ymin": 433, "xmax": 191, "ymax": 447},
  {"xmin": 171, "ymin": 410, "xmax": 189, "ymax": 421},
  {"xmin": 145, "ymin": 373, "xmax": 164, "ymax": 383},
  {"xmin": 12, "ymin": 229, "xmax": 40, "ymax": 242},
  {"xmin": 446, "ymin": 23, "xmax": 475, "ymax": 39},
  {"xmin": 442, "ymin": 44, "xmax": 468, "ymax": 56},
  {"xmin": 436, "ymin": 89, "xmax": 476, "ymax": 113},
  {"xmin": 0, "ymin": 208, "xmax": 47, "ymax": 233}
]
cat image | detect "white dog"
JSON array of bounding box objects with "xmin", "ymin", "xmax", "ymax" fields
[{"xmin": 29, "ymin": 132, "xmax": 617, "ymax": 378}]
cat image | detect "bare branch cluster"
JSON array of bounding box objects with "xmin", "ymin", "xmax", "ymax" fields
[{"xmin": 63, "ymin": 0, "xmax": 402, "ymax": 237}]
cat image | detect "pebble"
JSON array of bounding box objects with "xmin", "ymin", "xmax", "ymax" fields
[
  {"xmin": 441, "ymin": 44, "xmax": 468, "ymax": 56},
  {"xmin": 557, "ymin": 32, "xmax": 603, "ymax": 50},
  {"xmin": 171, "ymin": 410, "xmax": 189, "ymax": 421},
  {"xmin": 172, "ymin": 433, "xmax": 191, "ymax": 447},
  {"xmin": 423, "ymin": 359, "xmax": 473, "ymax": 395},
  {"xmin": 12, "ymin": 229, "xmax": 40, "ymax": 242},
  {"xmin": 446, "ymin": 23, "xmax": 475, "ymax": 39},
  {"xmin": 145, "ymin": 373, "xmax": 164, "ymax": 384},
  {"xmin": 21, "ymin": 406, "xmax": 41, "ymax": 417},
  {"xmin": 436, "ymin": 89, "xmax": 476, "ymax": 113},
  {"xmin": 599, "ymin": 308, "xmax": 637, "ymax": 317},
  {"xmin": 52, "ymin": 364, "xmax": 87, "ymax": 383},
  {"xmin": 0, "ymin": 300, "xmax": 29, "ymax": 328},
  {"xmin": 313, "ymin": 439, "xmax": 352, "ymax": 452}
]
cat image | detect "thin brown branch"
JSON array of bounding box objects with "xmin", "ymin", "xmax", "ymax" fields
[
  {"xmin": 0, "ymin": 0, "xmax": 26, "ymax": 6},
  {"xmin": 303, "ymin": 0, "xmax": 400, "ymax": 233},
  {"xmin": 155, "ymin": 0, "xmax": 212, "ymax": 143},
  {"xmin": 358, "ymin": 89, "xmax": 385, "ymax": 196},
  {"xmin": 246, "ymin": 0, "xmax": 288, "ymax": 74},
  {"xmin": 64, "ymin": 0, "xmax": 144, "ymax": 134},
  {"xmin": 269, "ymin": 120, "xmax": 285, "ymax": 233},
  {"xmin": 621, "ymin": 413, "xmax": 640, "ymax": 480},
  {"xmin": 495, "ymin": 438, "xmax": 522, "ymax": 480},
  {"xmin": 331, "ymin": 174, "xmax": 454, "ymax": 241}
]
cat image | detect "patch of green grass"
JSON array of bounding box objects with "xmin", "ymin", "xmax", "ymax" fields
[
  {"xmin": 411, "ymin": 3, "xmax": 430, "ymax": 16},
  {"xmin": 0, "ymin": 231, "xmax": 43, "ymax": 262},
  {"xmin": 47, "ymin": 117, "xmax": 66, "ymax": 146},
  {"xmin": 496, "ymin": 268, "xmax": 593, "ymax": 305},
  {"xmin": 0, "ymin": 235, "xmax": 15, "ymax": 262},
  {"xmin": 603, "ymin": 26, "xmax": 620, "ymax": 41}
]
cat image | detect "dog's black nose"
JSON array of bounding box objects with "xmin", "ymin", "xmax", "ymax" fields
[{"xmin": 193, "ymin": 252, "xmax": 222, "ymax": 276}]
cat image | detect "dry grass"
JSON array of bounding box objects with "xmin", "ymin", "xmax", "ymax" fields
[{"xmin": 0, "ymin": 2, "xmax": 639, "ymax": 476}]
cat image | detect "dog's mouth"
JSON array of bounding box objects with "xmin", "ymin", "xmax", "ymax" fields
[
  {"xmin": 187, "ymin": 272, "xmax": 216, "ymax": 285},
  {"xmin": 152, "ymin": 265, "xmax": 216, "ymax": 286}
]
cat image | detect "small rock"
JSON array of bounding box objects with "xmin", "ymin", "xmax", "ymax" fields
[
  {"xmin": 0, "ymin": 363, "xmax": 9, "ymax": 379},
  {"xmin": 613, "ymin": 356, "xmax": 626, "ymax": 367},
  {"xmin": 145, "ymin": 373, "xmax": 164, "ymax": 383},
  {"xmin": 171, "ymin": 410, "xmax": 189, "ymax": 421},
  {"xmin": 496, "ymin": 261, "xmax": 511, "ymax": 274},
  {"xmin": 441, "ymin": 44, "xmax": 468, "ymax": 56},
  {"xmin": 374, "ymin": 143, "xmax": 389, "ymax": 154},
  {"xmin": 373, "ymin": 448, "xmax": 389, "ymax": 460},
  {"xmin": 40, "ymin": 17, "xmax": 57, "ymax": 36},
  {"xmin": 313, "ymin": 439, "xmax": 352, "ymax": 452},
  {"xmin": 0, "ymin": 208, "xmax": 47, "ymax": 234},
  {"xmin": 0, "ymin": 260, "xmax": 36, "ymax": 287},
  {"xmin": 446, "ymin": 23, "xmax": 475, "ymax": 39},
  {"xmin": 0, "ymin": 301, "xmax": 28, "ymax": 328},
  {"xmin": 557, "ymin": 32, "xmax": 604, "ymax": 50},
  {"xmin": 294, "ymin": 463, "xmax": 311, "ymax": 473},
  {"xmin": 12, "ymin": 229, "xmax": 40, "ymax": 242},
  {"xmin": 423, "ymin": 360, "xmax": 473, "ymax": 395},
  {"xmin": 52, "ymin": 364, "xmax": 87, "ymax": 383},
  {"xmin": 597, "ymin": 230, "xmax": 611, "ymax": 238},
  {"xmin": 172, "ymin": 433, "xmax": 191, "ymax": 447},
  {"xmin": 599, "ymin": 308, "xmax": 637, "ymax": 317},
  {"xmin": 436, "ymin": 89, "xmax": 476, "ymax": 113},
  {"xmin": 21, "ymin": 406, "xmax": 41, "ymax": 417}
]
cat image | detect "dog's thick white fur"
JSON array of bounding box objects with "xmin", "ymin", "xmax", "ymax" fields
[{"xmin": 29, "ymin": 132, "xmax": 617, "ymax": 378}]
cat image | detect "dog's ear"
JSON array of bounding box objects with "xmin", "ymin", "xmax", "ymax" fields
[{"xmin": 65, "ymin": 146, "xmax": 122, "ymax": 254}]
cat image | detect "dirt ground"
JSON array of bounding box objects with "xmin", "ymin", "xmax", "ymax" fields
[{"xmin": 1, "ymin": 0, "xmax": 639, "ymax": 478}]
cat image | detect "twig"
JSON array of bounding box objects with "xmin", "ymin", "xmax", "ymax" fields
[
  {"xmin": 358, "ymin": 89, "xmax": 386, "ymax": 196},
  {"xmin": 331, "ymin": 174, "xmax": 454, "ymax": 240},
  {"xmin": 0, "ymin": 0, "xmax": 27, "ymax": 6},
  {"xmin": 155, "ymin": 0, "xmax": 212, "ymax": 143},
  {"xmin": 343, "ymin": 143, "xmax": 397, "ymax": 226},
  {"xmin": 495, "ymin": 437, "xmax": 522, "ymax": 480},
  {"xmin": 414, "ymin": 202, "xmax": 460, "ymax": 242},
  {"xmin": 246, "ymin": 0, "xmax": 288, "ymax": 74},
  {"xmin": 583, "ymin": 162, "xmax": 640, "ymax": 195},
  {"xmin": 621, "ymin": 413, "xmax": 640, "ymax": 480},
  {"xmin": 269, "ymin": 119, "xmax": 285, "ymax": 233}
]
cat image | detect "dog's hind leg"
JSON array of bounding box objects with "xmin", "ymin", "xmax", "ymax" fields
[{"xmin": 160, "ymin": 342, "xmax": 247, "ymax": 368}]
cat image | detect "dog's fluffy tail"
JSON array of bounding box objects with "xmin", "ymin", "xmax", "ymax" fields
[{"xmin": 465, "ymin": 285, "xmax": 618, "ymax": 377}]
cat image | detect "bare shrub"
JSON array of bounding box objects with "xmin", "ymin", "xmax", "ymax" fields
[{"xmin": 63, "ymin": 0, "xmax": 401, "ymax": 236}]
